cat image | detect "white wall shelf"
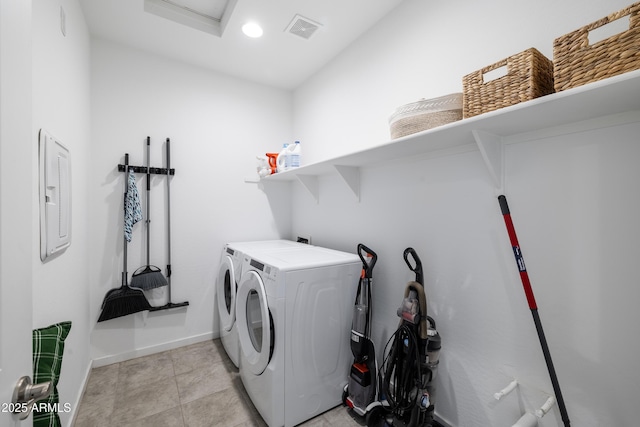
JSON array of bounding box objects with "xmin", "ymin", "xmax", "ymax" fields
[{"xmin": 261, "ymin": 69, "xmax": 640, "ymax": 201}]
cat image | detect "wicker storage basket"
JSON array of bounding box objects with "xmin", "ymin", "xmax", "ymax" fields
[
  {"xmin": 389, "ymin": 93, "xmax": 463, "ymax": 139},
  {"xmin": 462, "ymin": 48, "xmax": 554, "ymax": 118},
  {"xmin": 553, "ymin": 2, "xmax": 640, "ymax": 92}
]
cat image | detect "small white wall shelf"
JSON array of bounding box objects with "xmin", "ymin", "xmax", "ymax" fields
[{"xmin": 260, "ymin": 70, "xmax": 640, "ymax": 200}]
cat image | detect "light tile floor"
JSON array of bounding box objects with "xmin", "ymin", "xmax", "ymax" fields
[{"xmin": 73, "ymin": 339, "xmax": 364, "ymax": 427}]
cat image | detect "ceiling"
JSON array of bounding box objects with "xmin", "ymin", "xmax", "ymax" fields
[{"xmin": 79, "ymin": 0, "xmax": 405, "ymax": 90}]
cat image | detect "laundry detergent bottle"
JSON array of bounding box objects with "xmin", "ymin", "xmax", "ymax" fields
[
  {"xmin": 276, "ymin": 143, "xmax": 290, "ymax": 172},
  {"xmin": 289, "ymin": 141, "xmax": 301, "ymax": 168}
]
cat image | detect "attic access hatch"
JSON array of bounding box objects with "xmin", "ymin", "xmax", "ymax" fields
[
  {"xmin": 39, "ymin": 130, "xmax": 71, "ymax": 262},
  {"xmin": 144, "ymin": 0, "xmax": 238, "ymax": 36}
]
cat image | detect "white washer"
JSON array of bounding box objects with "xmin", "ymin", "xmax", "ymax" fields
[
  {"xmin": 235, "ymin": 245, "xmax": 361, "ymax": 427},
  {"xmin": 216, "ymin": 240, "xmax": 310, "ymax": 368}
]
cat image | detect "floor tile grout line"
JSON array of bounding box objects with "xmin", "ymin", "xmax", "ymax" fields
[
  {"xmin": 176, "ymin": 372, "xmax": 189, "ymax": 427},
  {"xmin": 76, "ymin": 340, "xmax": 363, "ymax": 427},
  {"xmin": 111, "ymin": 361, "xmax": 122, "ymax": 419}
]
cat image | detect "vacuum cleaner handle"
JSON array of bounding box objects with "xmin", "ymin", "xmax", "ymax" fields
[
  {"xmin": 403, "ymin": 247, "xmax": 424, "ymax": 284},
  {"xmin": 357, "ymin": 243, "xmax": 377, "ymax": 278}
]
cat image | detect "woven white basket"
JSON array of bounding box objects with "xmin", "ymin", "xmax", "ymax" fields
[{"xmin": 389, "ymin": 93, "xmax": 463, "ymax": 139}]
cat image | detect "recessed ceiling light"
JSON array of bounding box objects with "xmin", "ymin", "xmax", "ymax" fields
[{"xmin": 242, "ymin": 22, "xmax": 263, "ymax": 38}]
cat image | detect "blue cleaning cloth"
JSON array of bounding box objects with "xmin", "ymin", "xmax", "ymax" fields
[{"xmin": 124, "ymin": 169, "xmax": 143, "ymax": 242}]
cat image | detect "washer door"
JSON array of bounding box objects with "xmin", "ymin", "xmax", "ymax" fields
[
  {"xmin": 236, "ymin": 269, "xmax": 272, "ymax": 375},
  {"xmin": 216, "ymin": 254, "xmax": 236, "ymax": 332}
]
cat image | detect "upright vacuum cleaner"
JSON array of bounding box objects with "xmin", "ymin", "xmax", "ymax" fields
[
  {"xmin": 343, "ymin": 244, "xmax": 380, "ymax": 422},
  {"xmin": 371, "ymin": 248, "xmax": 441, "ymax": 427}
]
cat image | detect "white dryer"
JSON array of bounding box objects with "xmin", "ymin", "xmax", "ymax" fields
[
  {"xmin": 216, "ymin": 240, "xmax": 310, "ymax": 368},
  {"xmin": 235, "ymin": 245, "xmax": 361, "ymax": 427},
  {"xmin": 216, "ymin": 244, "xmax": 244, "ymax": 368}
]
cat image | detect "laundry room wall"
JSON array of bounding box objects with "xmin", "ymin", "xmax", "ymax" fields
[
  {"xmin": 31, "ymin": 0, "xmax": 92, "ymax": 424},
  {"xmin": 287, "ymin": 1, "xmax": 640, "ymax": 426},
  {"xmin": 89, "ymin": 38, "xmax": 292, "ymax": 364},
  {"xmin": 293, "ymin": 0, "xmax": 632, "ymax": 163}
]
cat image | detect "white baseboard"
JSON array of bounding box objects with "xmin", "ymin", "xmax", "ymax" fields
[
  {"xmin": 92, "ymin": 331, "xmax": 216, "ymax": 368},
  {"xmin": 67, "ymin": 358, "xmax": 93, "ymax": 427}
]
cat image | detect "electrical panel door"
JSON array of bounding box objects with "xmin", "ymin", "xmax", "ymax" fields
[{"xmin": 39, "ymin": 129, "xmax": 71, "ymax": 262}]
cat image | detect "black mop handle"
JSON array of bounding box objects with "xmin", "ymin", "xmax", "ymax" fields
[
  {"xmin": 498, "ymin": 195, "xmax": 571, "ymax": 427},
  {"xmin": 166, "ymin": 138, "xmax": 172, "ymax": 303}
]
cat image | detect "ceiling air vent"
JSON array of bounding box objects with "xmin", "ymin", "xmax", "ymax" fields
[{"xmin": 285, "ymin": 14, "xmax": 322, "ymax": 40}]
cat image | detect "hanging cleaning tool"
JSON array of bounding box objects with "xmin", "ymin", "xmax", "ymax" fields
[
  {"xmin": 98, "ymin": 154, "xmax": 152, "ymax": 322},
  {"xmin": 150, "ymin": 138, "xmax": 189, "ymax": 312},
  {"xmin": 498, "ymin": 195, "xmax": 570, "ymax": 427},
  {"xmin": 343, "ymin": 244, "xmax": 379, "ymax": 421},
  {"xmin": 131, "ymin": 136, "xmax": 168, "ymax": 290}
]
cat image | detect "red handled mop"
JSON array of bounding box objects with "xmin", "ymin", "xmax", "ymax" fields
[{"xmin": 498, "ymin": 195, "xmax": 570, "ymax": 427}]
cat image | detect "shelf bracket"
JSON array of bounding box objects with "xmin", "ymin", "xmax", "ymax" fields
[
  {"xmin": 333, "ymin": 165, "xmax": 360, "ymax": 202},
  {"xmin": 472, "ymin": 130, "xmax": 504, "ymax": 192},
  {"xmin": 296, "ymin": 174, "xmax": 319, "ymax": 204}
]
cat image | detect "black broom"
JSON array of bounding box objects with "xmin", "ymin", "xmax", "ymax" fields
[
  {"xmin": 131, "ymin": 137, "xmax": 168, "ymax": 290},
  {"xmin": 99, "ymin": 158, "xmax": 140, "ymax": 307},
  {"xmin": 98, "ymin": 156, "xmax": 152, "ymax": 322}
]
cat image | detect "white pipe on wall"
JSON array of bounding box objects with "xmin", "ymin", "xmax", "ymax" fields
[
  {"xmin": 535, "ymin": 396, "xmax": 556, "ymax": 418},
  {"xmin": 494, "ymin": 379, "xmax": 518, "ymax": 401},
  {"xmin": 512, "ymin": 412, "xmax": 538, "ymax": 427}
]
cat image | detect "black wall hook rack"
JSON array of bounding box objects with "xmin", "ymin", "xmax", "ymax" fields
[{"xmin": 117, "ymin": 164, "xmax": 175, "ymax": 175}]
